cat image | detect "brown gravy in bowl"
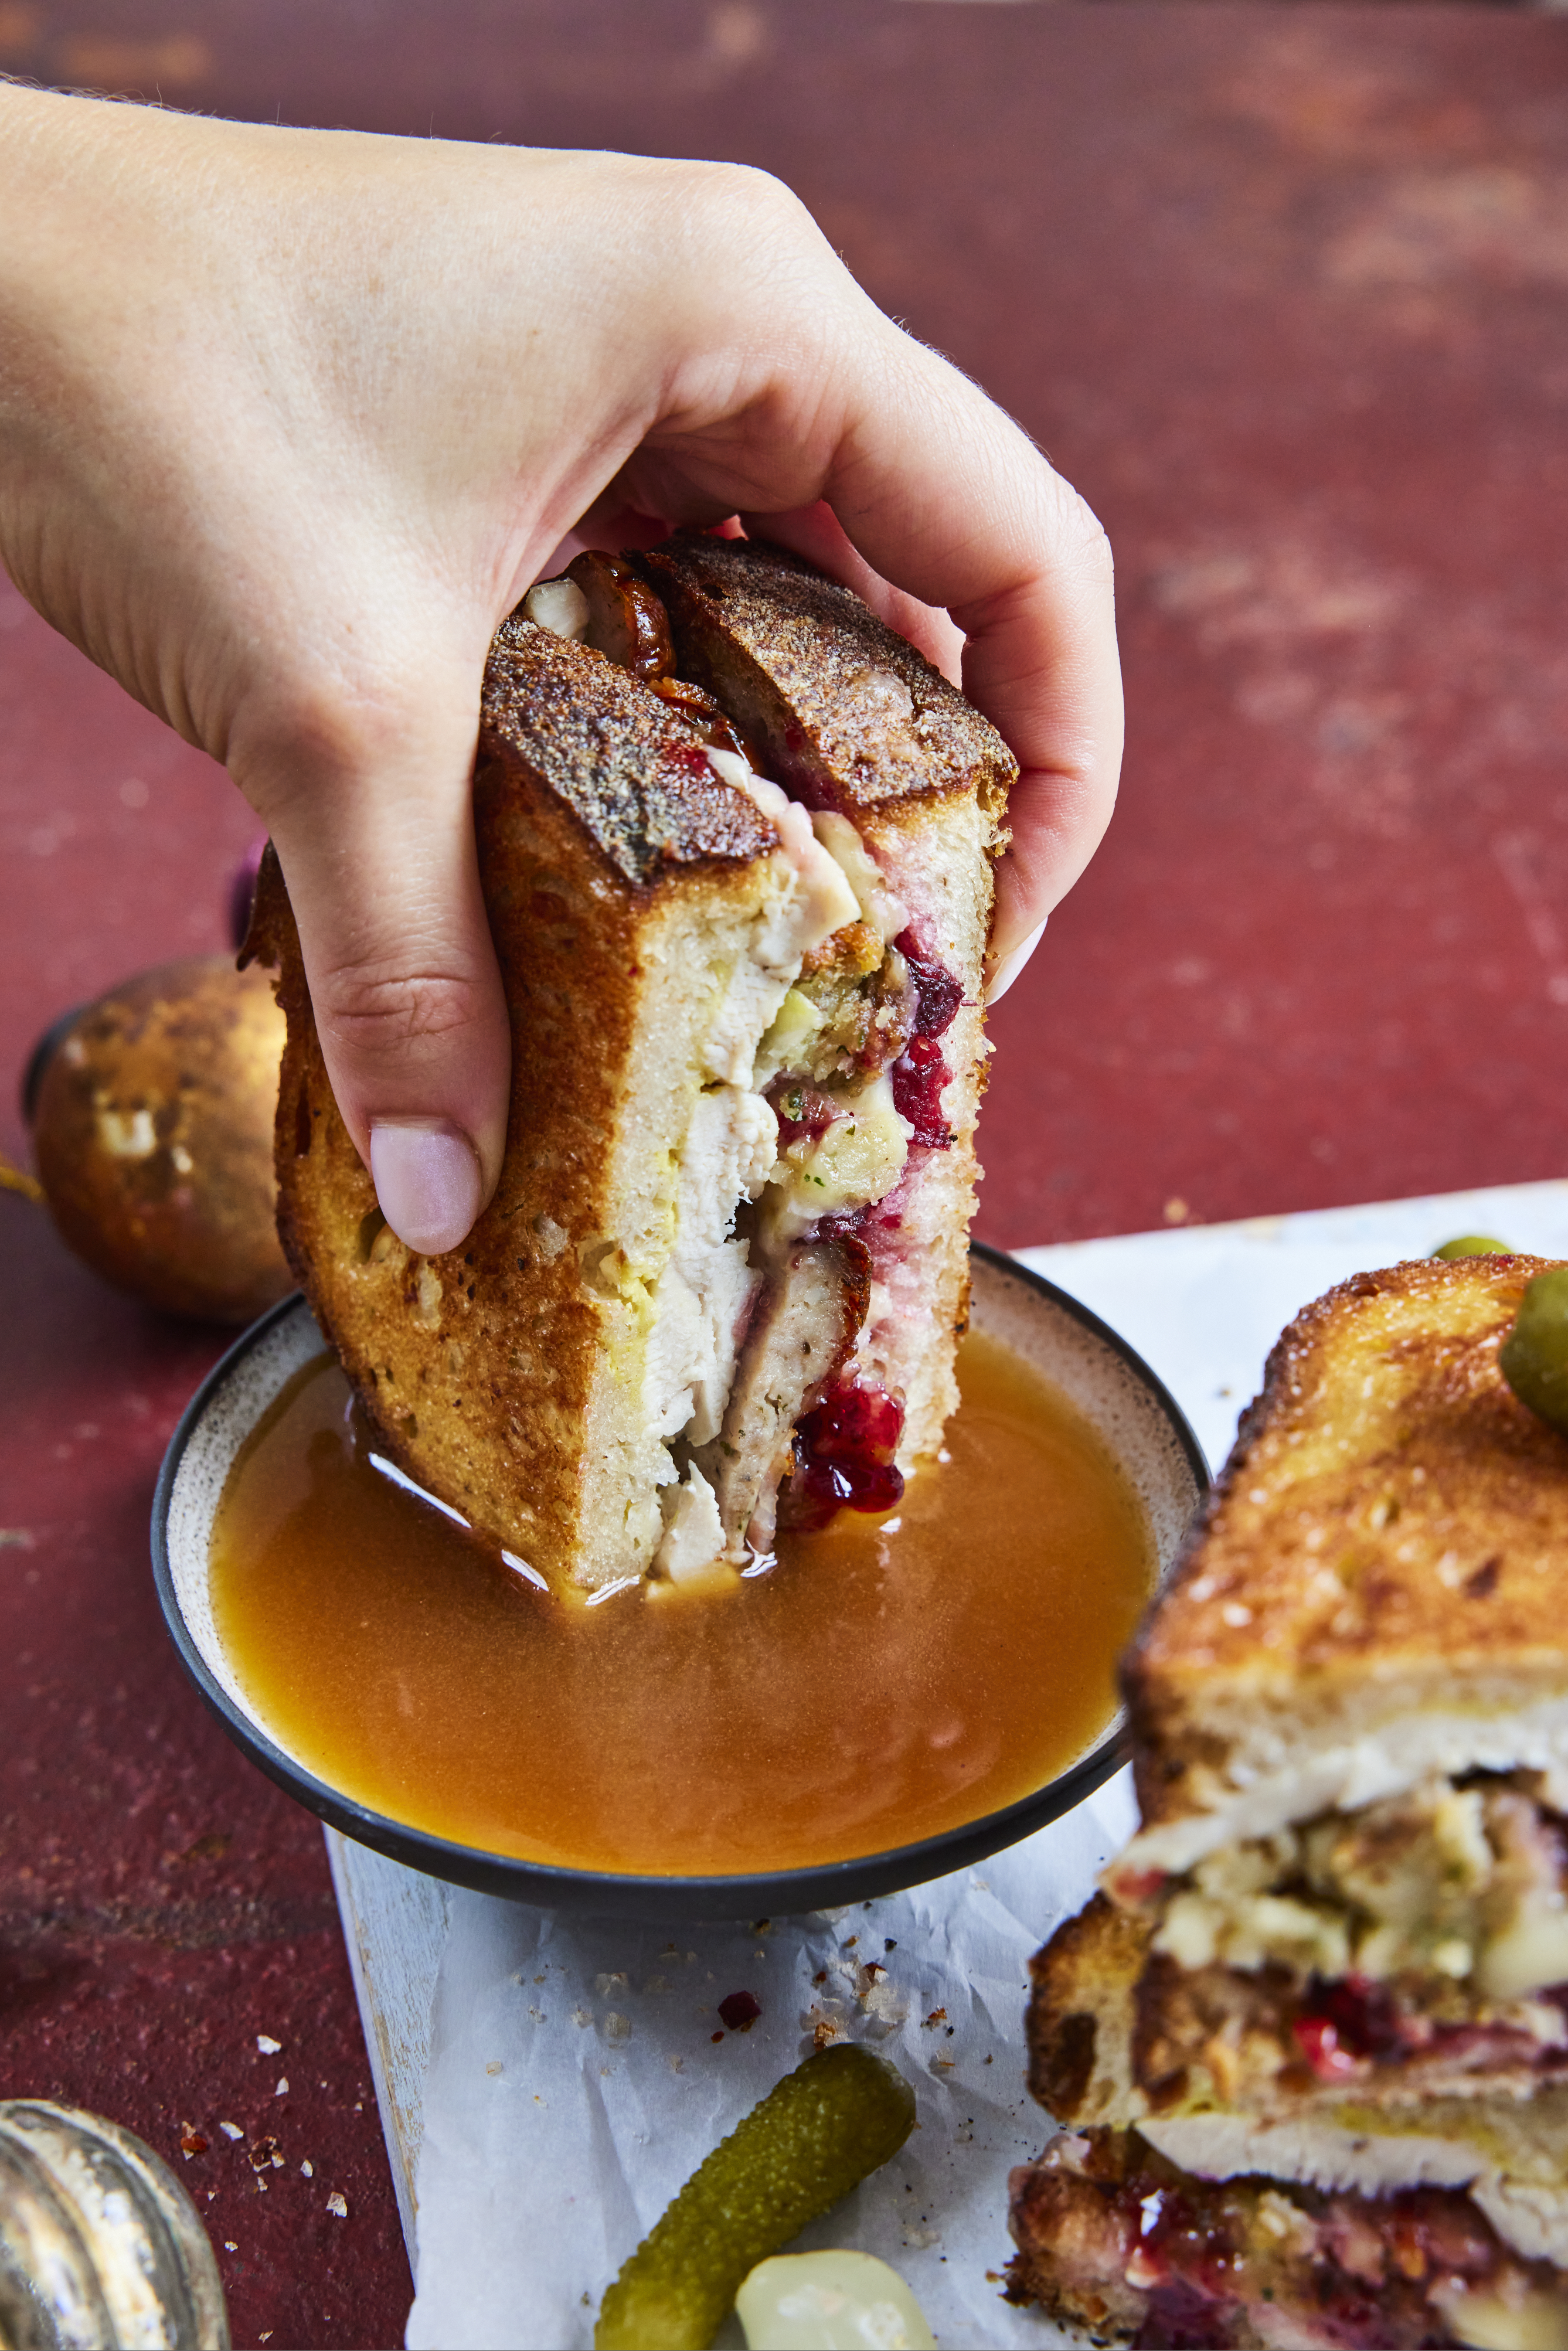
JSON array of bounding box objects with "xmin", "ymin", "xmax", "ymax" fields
[{"xmin": 209, "ymin": 1330, "xmax": 1152, "ymax": 1877}]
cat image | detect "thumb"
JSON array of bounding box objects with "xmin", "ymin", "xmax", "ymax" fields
[{"xmin": 239, "ymin": 679, "xmax": 511, "ymax": 1260}]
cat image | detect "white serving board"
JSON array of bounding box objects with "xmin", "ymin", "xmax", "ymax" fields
[{"xmin": 325, "ymin": 1178, "xmax": 1568, "ymax": 2342}]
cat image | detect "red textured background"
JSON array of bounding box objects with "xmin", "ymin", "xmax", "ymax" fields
[{"xmin": 5, "ymin": 6, "xmax": 1568, "ymax": 2346}]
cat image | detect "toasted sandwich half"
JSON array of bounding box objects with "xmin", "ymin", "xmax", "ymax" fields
[
  {"xmin": 1007, "ymin": 1254, "xmax": 1568, "ymax": 2347},
  {"xmin": 246, "ymin": 535, "xmax": 1012, "ymax": 1593}
]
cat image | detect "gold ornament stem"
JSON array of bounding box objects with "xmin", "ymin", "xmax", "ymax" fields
[{"xmin": 0, "ymin": 1152, "xmax": 45, "ymax": 1205}]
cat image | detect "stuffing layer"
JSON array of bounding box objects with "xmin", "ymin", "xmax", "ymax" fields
[{"xmin": 1108, "ymin": 1772, "xmax": 1568, "ymax": 2107}]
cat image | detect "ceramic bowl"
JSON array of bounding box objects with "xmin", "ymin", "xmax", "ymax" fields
[{"xmin": 151, "ymin": 1242, "xmax": 1206, "ymax": 1920}]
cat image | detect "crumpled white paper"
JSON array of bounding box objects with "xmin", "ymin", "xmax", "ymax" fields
[{"xmin": 405, "ymin": 1773, "xmax": 1136, "ymax": 2351}]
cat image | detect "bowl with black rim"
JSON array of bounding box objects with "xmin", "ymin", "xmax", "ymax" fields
[{"xmin": 151, "ymin": 1240, "xmax": 1207, "ymax": 1921}]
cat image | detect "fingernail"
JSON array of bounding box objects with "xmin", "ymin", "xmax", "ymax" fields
[
  {"xmin": 984, "ymin": 917, "xmax": 1047, "ymax": 1008},
  {"xmin": 369, "ymin": 1120, "xmax": 484, "ymax": 1256}
]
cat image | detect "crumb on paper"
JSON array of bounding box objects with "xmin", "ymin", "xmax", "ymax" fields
[
  {"xmin": 642, "ymin": 1976, "xmax": 670, "ymax": 1995},
  {"xmin": 712, "ymin": 2030, "xmax": 725, "ymax": 2043},
  {"xmin": 931, "ymin": 2057, "xmax": 955, "ymax": 2073},
  {"xmin": 218, "ymin": 2121, "xmax": 243, "ymax": 2141},
  {"xmin": 604, "ymin": 2012, "xmax": 632, "ymax": 2043},
  {"xmin": 718, "ymin": 1990, "xmax": 760, "ymax": 2031},
  {"xmin": 904, "ymin": 2224, "xmax": 940, "ymax": 2250},
  {"xmin": 326, "ymin": 2192, "xmax": 348, "ymax": 2218},
  {"xmin": 256, "ymin": 2034, "xmax": 282, "ymax": 2054},
  {"xmin": 884, "ymin": 1939, "xmax": 897, "ymax": 1952},
  {"xmin": 572, "ymin": 2008, "xmax": 593, "ymax": 2028},
  {"xmin": 668, "ymin": 2056, "xmax": 684, "ymax": 2074},
  {"xmin": 595, "ymin": 1972, "xmax": 629, "ymax": 1996},
  {"xmin": 923, "ymin": 2009, "xmax": 947, "ymax": 2029},
  {"xmin": 485, "ymin": 2061, "xmax": 504, "ymax": 2076}
]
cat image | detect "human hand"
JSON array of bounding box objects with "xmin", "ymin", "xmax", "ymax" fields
[{"xmin": 0, "ymin": 87, "xmax": 1121, "ymax": 1254}]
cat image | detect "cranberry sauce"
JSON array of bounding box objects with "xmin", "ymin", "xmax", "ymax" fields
[
  {"xmin": 787, "ymin": 1376, "xmax": 906, "ymax": 1526},
  {"xmin": 892, "ymin": 1035, "xmax": 952, "ymax": 1148},
  {"xmin": 894, "ymin": 930, "xmax": 963, "ymax": 1039},
  {"xmin": 890, "ymin": 930, "xmax": 962, "ymax": 1148}
]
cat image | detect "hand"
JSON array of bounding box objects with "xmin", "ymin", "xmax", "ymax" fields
[{"xmin": 0, "ymin": 87, "xmax": 1121, "ymax": 1254}]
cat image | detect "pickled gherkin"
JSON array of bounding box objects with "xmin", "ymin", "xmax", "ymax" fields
[{"xmin": 594, "ymin": 2045, "xmax": 917, "ymax": 2351}]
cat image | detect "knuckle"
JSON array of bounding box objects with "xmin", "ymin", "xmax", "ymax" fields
[
  {"xmin": 315, "ymin": 960, "xmax": 484, "ymax": 1057},
  {"xmin": 685, "ymin": 157, "xmax": 821, "ymax": 257},
  {"xmin": 1035, "ymin": 472, "xmax": 1115, "ymax": 590}
]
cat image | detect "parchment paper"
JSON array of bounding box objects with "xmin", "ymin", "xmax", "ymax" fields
[{"xmin": 405, "ymin": 1775, "xmax": 1134, "ymax": 2351}]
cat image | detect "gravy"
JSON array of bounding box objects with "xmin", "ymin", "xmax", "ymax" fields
[{"xmin": 209, "ymin": 1330, "xmax": 1152, "ymax": 1877}]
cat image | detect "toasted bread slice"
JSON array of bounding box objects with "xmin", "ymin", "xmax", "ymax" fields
[
  {"xmin": 249, "ymin": 622, "xmax": 834, "ymax": 1590},
  {"xmin": 248, "ymin": 539, "xmax": 1014, "ymax": 1586},
  {"xmin": 642, "ymin": 533, "xmax": 1012, "ymax": 1458},
  {"xmin": 1118, "ymin": 1254, "xmax": 1568, "ymax": 1874},
  {"xmin": 1026, "ymin": 1893, "xmax": 1153, "ymax": 2130}
]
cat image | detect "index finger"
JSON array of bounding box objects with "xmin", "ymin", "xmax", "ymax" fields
[{"xmin": 750, "ymin": 327, "xmax": 1123, "ymax": 981}]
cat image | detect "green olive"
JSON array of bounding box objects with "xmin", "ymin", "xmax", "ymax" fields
[
  {"xmin": 1433, "ymin": 1236, "xmax": 1512, "ymax": 1261},
  {"xmin": 1501, "ymin": 1269, "xmax": 1568, "ymax": 1434}
]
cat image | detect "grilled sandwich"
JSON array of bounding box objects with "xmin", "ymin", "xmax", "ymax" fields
[
  {"xmin": 246, "ymin": 534, "xmax": 1012, "ymax": 1593},
  {"xmin": 1008, "ymin": 1253, "xmax": 1568, "ymax": 2348}
]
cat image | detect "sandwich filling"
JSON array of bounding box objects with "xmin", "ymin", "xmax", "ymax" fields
[
  {"xmin": 1007, "ymin": 2125, "xmax": 1568, "ymax": 2351},
  {"xmin": 1106, "ymin": 1770, "xmax": 1568, "ymax": 2112},
  {"xmin": 522, "ymin": 554, "xmax": 968, "ymax": 1578}
]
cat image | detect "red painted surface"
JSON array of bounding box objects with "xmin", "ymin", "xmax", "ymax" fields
[{"xmin": 5, "ymin": 6, "xmax": 1568, "ymax": 2345}]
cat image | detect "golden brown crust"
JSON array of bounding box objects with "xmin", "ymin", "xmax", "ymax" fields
[
  {"xmin": 1027, "ymin": 1894, "xmax": 1153, "ymax": 2125},
  {"xmin": 639, "ymin": 532, "xmax": 1016, "ymax": 828},
  {"xmin": 246, "ymin": 627, "xmax": 796, "ymax": 1581},
  {"xmin": 481, "ymin": 617, "xmax": 777, "ymax": 883},
  {"xmin": 1122, "ymin": 1256, "xmax": 1568, "ymax": 1833}
]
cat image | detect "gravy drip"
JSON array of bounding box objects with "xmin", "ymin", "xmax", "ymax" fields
[{"xmin": 209, "ymin": 1331, "xmax": 1153, "ymax": 1877}]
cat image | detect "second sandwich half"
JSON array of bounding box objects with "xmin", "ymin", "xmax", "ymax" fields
[{"xmin": 245, "ymin": 533, "xmax": 1015, "ymax": 1593}]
